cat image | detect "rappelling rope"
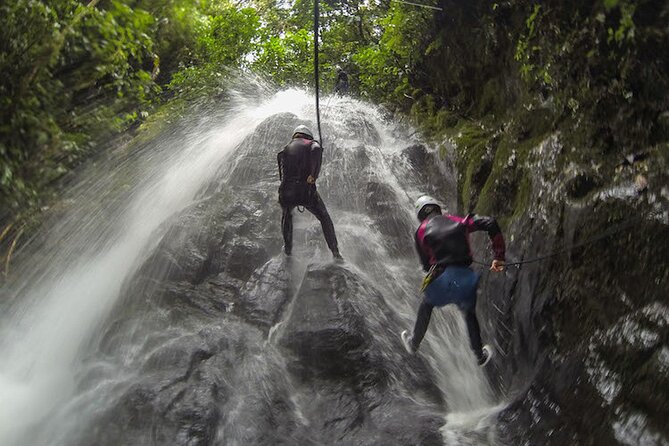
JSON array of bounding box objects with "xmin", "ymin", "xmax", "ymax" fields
[
  {"xmin": 472, "ymin": 216, "xmax": 640, "ymax": 268},
  {"xmin": 313, "ymin": 0, "xmax": 323, "ymax": 146}
]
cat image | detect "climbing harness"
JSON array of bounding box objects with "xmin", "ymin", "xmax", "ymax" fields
[{"xmin": 420, "ymin": 264, "xmax": 438, "ymax": 291}]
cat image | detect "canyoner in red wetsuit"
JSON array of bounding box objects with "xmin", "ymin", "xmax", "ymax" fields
[
  {"xmin": 401, "ymin": 195, "xmax": 506, "ymax": 366},
  {"xmin": 277, "ymin": 125, "xmax": 342, "ymax": 260}
]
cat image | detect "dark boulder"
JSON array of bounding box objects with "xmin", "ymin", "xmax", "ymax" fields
[
  {"xmin": 278, "ymin": 262, "xmax": 445, "ymax": 445},
  {"xmin": 237, "ymin": 255, "xmax": 292, "ymax": 329}
]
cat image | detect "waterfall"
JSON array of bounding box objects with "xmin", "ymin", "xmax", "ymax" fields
[{"xmin": 0, "ymin": 87, "xmax": 500, "ymax": 446}]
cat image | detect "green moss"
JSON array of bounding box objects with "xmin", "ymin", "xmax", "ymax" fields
[
  {"xmin": 477, "ymin": 131, "xmax": 548, "ymax": 218},
  {"xmin": 511, "ymin": 172, "xmax": 532, "ymax": 223},
  {"xmin": 410, "ymin": 95, "xmax": 437, "ymax": 120},
  {"xmin": 411, "ymin": 94, "xmax": 557, "ymax": 224},
  {"xmin": 477, "ymin": 78, "xmax": 505, "ymax": 117},
  {"xmin": 409, "ymin": 95, "xmax": 463, "ymax": 140},
  {"xmin": 658, "ymin": 141, "xmax": 669, "ymax": 161},
  {"xmin": 433, "ymin": 108, "xmax": 459, "ymax": 132},
  {"xmin": 446, "ymin": 121, "xmax": 497, "ymax": 212},
  {"xmin": 474, "ymin": 135, "xmax": 512, "ymax": 215},
  {"xmin": 470, "ymin": 103, "xmax": 554, "ymax": 219}
]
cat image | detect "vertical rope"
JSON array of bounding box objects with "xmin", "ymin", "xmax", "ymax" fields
[{"xmin": 313, "ymin": 0, "xmax": 323, "ymax": 145}]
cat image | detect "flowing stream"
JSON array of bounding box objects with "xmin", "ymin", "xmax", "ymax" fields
[{"xmin": 0, "ymin": 87, "xmax": 503, "ymax": 445}]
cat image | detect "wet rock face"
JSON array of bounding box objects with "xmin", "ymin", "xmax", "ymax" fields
[
  {"xmin": 238, "ymin": 256, "xmax": 291, "ymax": 327},
  {"xmin": 225, "ymin": 112, "xmax": 297, "ymax": 190},
  {"xmin": 584, "ymin": 302, "xmax": 669, "ymax": 444},
  {"xmin": 64, "ymin": 112, "xmax": 453, "ymax": 446},
  {"xmin": 564, "ymin": 168, "xmax": 603, "ymax": 199},
  {"xmin": 73, "ymin": 322, "xmax": 305, "ymax": 446},
  {"xmin": 474, "ymin": 133, "xmax": 669, "ymax": 444},
  {"xmin": 395, "ymin": 143, "xmax": 457, "ymax": 213},
  {"xmin": 87, "ymin": 259, "xmax": 446, "ymax": 446},
  {"xmin": 131, "ymin": 189, "xmax": 280, "ymax": 289},
  {"xmin": 364, "ymin": 181, "xmax": 414, "ymax": 257},
  {"xmin": 280, "ymin": 263, "xmax": 438, "ymax": 388},
  {"xmin": 278, "ymin": 262, "xmax": 445, "ymax": 445},
  {"xmin": 78, "ymin": 182, "xmax": 301, "ymax": 445}
]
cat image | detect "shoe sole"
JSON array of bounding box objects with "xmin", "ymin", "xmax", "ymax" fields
[
  {"xmin": 480, "ymin": 345, "xmax": 493, "ymax": 366},
  {"xmin": 401, "ymin": 330, "xmax": 414, "ymax": 354}
]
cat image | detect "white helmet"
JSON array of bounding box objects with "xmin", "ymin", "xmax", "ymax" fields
[
  {"xmin": 414, "ymin": 195, "xmax": 441, "ymax": 221},
  {"xmin": 292, "ymin": 125, "xmax": 313, "ymax": 139}
]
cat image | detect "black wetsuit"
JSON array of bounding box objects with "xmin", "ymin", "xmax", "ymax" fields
[
  {"xmin": 277, "ymin": 137, "xmax": 339, "ymax": 256},
  {"xmin": 334, "ymin": 70, "xmax": 349, "ymax": 94}
]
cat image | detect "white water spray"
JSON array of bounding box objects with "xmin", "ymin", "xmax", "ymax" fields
[
  {"xmin": 0, "ymin": 88, "xmax": 316, "ymax": 446},
  {"xmin": 0, "ymin": 88, "xmax": 501, "ymax": 445}
]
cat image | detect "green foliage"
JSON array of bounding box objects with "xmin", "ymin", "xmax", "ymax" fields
[
  {"xmin": 0, "ymin": 0, "xmax": 262, "ymax": 222},
  {"xmin": 252, "ymin": 29, "xmax": 314, "ymax": 86},
  {"xmin": 196, "ymin": 6, "xmax": 260, "ymax": 66},
  {"xmin": 2, "ymin": 0, "xmax": 667, "ymax": 245},
  {"xmin": 0, "ymin": 0, "xmax": 157, "ymax": 217},
  {"xmin": 509, "ymin": 0, "xmax": 667, "ymax": 157},
  {"xmin": 353, "ymin": 4, "xmax": 433, "ymax": 104},
  {"xmin": 353, "ymin": 46, "xmax": 401, "ymax": 100},
  {"xmin": 165, "ymin": 4, "xmax": 261, "ymax": 101},
  {"xmin": 361, "ymin": 0, "xmax": 667, "ymax": 211},
  {"xmin": 607, "ymin": 2, "xmax": 636, "ymax": 44},
  {"xmin": 514, "ymin": 4, "xmax": 548, "ymax": 83}
]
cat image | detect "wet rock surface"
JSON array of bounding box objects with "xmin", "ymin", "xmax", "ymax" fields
[
  {"xmin": 279, "ymin": 263, "xmax": 445, "ymax": 445},
  {"xmin": 16, "ymin": 103, "xmax": 667, "ymax": 446},
  {"xmin": 396, "ymin": 143, "xmax": 457, "ymax": 211},
  {"xmin": 56, "ymin": 112, "xmax": 453, "ymax": 446},
  {"xmin": 9, "ymin": 90, "xmax": 669, "ymax": 446},
  {"xmin": 473, "ymin": 134, "xmax": 669, "ymax": 444}
]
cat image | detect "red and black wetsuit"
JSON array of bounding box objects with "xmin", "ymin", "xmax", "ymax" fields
[
  {"xmin": 277, "ymin": 137, "xmax": 339, "ymax": 256},
  {"xmin": 415, "ymin": 213, "xmax": 506, "ymax": 272},
  {"xmin": 410, "ymin": 212, "xmax": 506, "ymax": 360}
]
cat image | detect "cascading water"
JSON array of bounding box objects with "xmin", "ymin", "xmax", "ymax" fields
[{"xmin": 0, "ymin": 87, "xmax": 504, "ymax": 445}]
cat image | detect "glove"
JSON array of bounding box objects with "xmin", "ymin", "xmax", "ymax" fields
[{"xmin": 490, "ymin": 259, "xmax": 505, "ymax": 272}]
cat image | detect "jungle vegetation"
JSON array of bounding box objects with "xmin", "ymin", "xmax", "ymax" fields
[{"xmin": 1, "ymin": 0, "xmax": 667, "ymax": 262}]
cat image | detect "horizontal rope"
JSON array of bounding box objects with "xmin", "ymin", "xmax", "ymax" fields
[
  {"xmin": 473, "ymin": 216, "xmax": 639, "ymax": 268},
  {"xmin": 391, "ymin": 0, "xmax": 443, "ymax": 10}
]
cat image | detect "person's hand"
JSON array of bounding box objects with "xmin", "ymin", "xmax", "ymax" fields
[
  {"xmin": 490, "ymin": 259, "xmax": 505, "ymax": 272},
  {"xmin": 306, "ymin": 175, "xmax": 315, "ymax": 184}
]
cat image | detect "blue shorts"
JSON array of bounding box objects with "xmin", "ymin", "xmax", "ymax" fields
[{"xmin": 424, "ymin": 266, "xmax": 480, "ymax": 310}]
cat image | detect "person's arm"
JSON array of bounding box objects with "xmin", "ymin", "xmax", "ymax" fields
[
  {"xmin": 308, "ymin": 141, "xmax": 323, "ymax": 182},
  {"xmin": 467, "ymin": 214, "xmax": 506, "ymax": 270},
  {"xmin": 415, "ymin": 229, "xmax": 431, "ymax": 272},
  {"xmin": 277, "ymin": 151, "xmax": 283, "ymax": 181}
]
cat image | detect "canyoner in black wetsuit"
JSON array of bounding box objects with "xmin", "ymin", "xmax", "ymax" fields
[
  {"xmin": 333, "ymin": 66, "xmax": 349, "ymax": 95},
  {"xmin": 277, "ymin": 125, "xmax": 342, "ymax": 260},
  {"xmin": 401, "ymin": 195, "xmax": 506, "ymax": 366}
]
